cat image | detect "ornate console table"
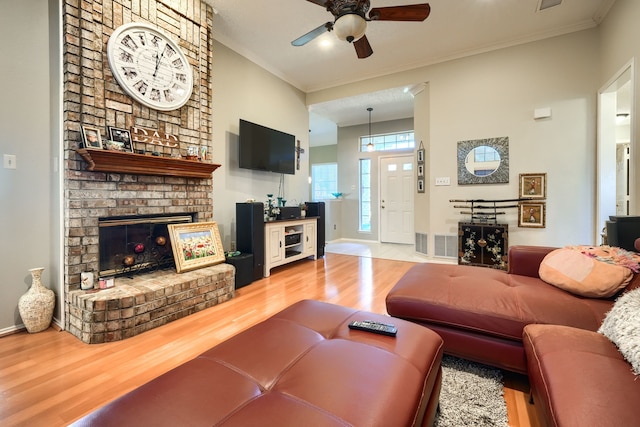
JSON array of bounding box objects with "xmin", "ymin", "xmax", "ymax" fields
[
  {"xmin": 458, "ymin": 222, "xmax": 508, "ymax": 270},
  {"xmin": 451, "ymin": 198, "xmax": 533, "ymax": 270}
]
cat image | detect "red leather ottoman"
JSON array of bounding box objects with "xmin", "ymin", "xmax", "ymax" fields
[{"xmin": 70, "ymin": 299, "xmax": 444, "ymax": 427}]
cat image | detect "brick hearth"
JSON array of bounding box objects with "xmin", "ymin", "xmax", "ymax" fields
[{"xmin": 68, "ymin": 264, "xmax": 234, "ymax": 344}]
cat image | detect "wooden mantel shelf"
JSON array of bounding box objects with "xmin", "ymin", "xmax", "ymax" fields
[{"xmin": 77, "ymin": 149, "xmax": 221, "ymax": 179}]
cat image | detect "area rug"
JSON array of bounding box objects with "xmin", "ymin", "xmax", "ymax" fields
[{"xmin": 435, "ymin": 355, "xmax": 509, "ymax": 427}]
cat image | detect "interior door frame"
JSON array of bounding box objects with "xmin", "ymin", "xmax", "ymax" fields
[{"xmin": 596, "ymin": 59, "xmax": 635, "ymax": 244}]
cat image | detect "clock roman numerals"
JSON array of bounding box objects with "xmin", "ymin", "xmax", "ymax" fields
[
  {"xmin": 133, "ymin": 80, "xmax": 148, "ymax": 95},
  {"xmin": 121, "ymin": 35, "xmax": 139, "ymax": 51},
  {"xmin": 172, "ymin": 58, "xmax": 184, "ymax": 69}
]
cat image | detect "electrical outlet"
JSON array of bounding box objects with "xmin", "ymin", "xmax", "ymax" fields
[
  {"xmin": 435, "ymin": 177, "xmax": 450, "ymax": 186},
  {"xmin": 3, "ymin": 154, "xmax": 16, "ymax": 169}
]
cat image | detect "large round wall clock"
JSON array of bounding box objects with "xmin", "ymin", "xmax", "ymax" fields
[{"xmin": 107, "ymin": 23, "xmax": 194, "ymax": 111}]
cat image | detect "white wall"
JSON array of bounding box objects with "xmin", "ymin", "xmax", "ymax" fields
[
  {"xmin": 312, "ymin": 29, "xmax": 600, "ymax": 251},
  {"xmin": 428, "ymin": 30, "xmax": 599, "ymax": 248},
  {"xmin": 0, "ymin": 0, "xmax": 59, "ymax": 332},
  {"xmin": 211, "ymin": 41, "xmax": 311, "ymax": 250}
]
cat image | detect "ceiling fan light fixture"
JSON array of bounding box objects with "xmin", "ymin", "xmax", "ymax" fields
[{"xmin": 333, "ymin": 13, "xmax": 367, "ymax": 43}]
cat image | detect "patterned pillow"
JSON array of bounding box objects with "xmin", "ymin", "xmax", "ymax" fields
[
  {"xmin": 539, "ymin": 246, "xmax": 639, "ymax": 298},
  {"xmin": 599, "ymin": 287, "xmax": 640, "ymax": 376}
]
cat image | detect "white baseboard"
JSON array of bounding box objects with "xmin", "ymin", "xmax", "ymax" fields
[{"xmin": 0, "ymin": 316, "xmax": 64, "ymax": 337}]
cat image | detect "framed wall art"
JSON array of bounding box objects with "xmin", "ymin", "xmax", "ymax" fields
[
  {"xmin": 168, "ymin": 221, "xmax": 225, "ymax": 273},
  {"xmin": 81, "ymin": 125, "xmax": 103, "ymax": 149},
  {"xmin": 518, "ymin": 202, "xmax": 546, "ymax": 228},
  {"xmin": 519, "ymin": 173, "xmax": 546, "ymax": 199},
  {"xmin": 417, "ymin": 141, "xmax": 425, "ymax": 193},
  {"xmin": 107, "ymin": 127, "xmax": 134, "ymax": 152}
]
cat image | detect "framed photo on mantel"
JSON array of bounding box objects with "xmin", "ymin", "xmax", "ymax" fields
[
  {"xmin": 107, "ymin": 127, "xmax": 134, "ymax": 152},
  {"xmin": 81, "ymin": 125, "xmax": 102, "ymax": 149}
]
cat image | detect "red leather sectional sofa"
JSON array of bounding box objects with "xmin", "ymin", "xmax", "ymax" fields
[{"xmin": 386, "ymin": 245, "xmax": 640, "ymax": 426}]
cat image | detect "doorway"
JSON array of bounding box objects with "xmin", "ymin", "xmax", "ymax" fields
[
  {"xmin": 380, "ymin": 155, "xmax": 415, "ymax": 244},
  {"xmin": 597, "ymin": 62, "xmax": 634, "ymax": 244}
]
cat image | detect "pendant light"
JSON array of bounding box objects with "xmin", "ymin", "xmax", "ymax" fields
[{"xmin": 366, "ymin": 107, "xmax": 374, "ymax": 152}]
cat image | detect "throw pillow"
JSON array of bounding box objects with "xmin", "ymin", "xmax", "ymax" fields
[
  {"xmin": 599, "ymin": 287, "xmax": 640, "ymax": 376},
  {"xmin": 539, "ymin": 246, "xmax": 639, "ymax": 298}
]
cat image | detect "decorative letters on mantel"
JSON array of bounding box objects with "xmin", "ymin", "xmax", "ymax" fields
[{"xmin": 131, "ymin": 126, "xmax": 179, "ymax": 148}]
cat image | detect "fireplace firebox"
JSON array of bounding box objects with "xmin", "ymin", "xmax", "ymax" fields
[{"xmin": 98, "ymin": 213, "xmax": 195, "ymax": 277}]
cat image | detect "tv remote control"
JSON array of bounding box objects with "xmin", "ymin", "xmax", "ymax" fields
[{"xmin": 348, "ymin": 320, "xmax": 398, "ymax": 337}]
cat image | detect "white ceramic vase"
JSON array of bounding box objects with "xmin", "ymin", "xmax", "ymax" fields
[{"xmin": 18, "ymin": 267, "xmax": 55, "ymax": 333}]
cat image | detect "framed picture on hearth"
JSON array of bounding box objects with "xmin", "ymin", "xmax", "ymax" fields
[
  {"xmin": 518, "ymin": 202, "xmax": 546, "ymax": 228},
  {"xmin": 168, "ymin": 221, "xmax": 225, "ymax": 273}
]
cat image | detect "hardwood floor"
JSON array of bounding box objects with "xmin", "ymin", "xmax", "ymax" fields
[{"xmin": 0, "ymin": 253, "xmax": 540, "ymax": 426}]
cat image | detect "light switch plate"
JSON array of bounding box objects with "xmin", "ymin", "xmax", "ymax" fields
[
  {"xmin": 435, "ymin": 177, "xmax": 450, "ymax": 186},
  {"xmin": 3, "ymin": 154, "xmax": 16, "ymax": 169}
]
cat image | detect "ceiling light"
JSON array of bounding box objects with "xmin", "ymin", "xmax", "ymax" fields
[{"xmin": 333, "ymin": 13, "xmax": 367, "ymax": 43}]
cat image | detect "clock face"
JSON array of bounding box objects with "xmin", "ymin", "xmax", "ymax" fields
[{"xmin": 107, "ymin": 23, "xmax": 194, "ymax": 111}]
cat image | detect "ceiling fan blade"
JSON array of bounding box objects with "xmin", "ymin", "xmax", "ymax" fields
[
  {"xmin": 305, "ymin": 0, "xmax": 328, "ymax": 6},
  {"xmin": 369, "ymin": 3, "xmax": 431, "ymax": 21},
  {"xmin": 291, "ymin": 22, "xmax": 333, "ymax": 46},
  {"xmin": 354, "ymin": 35, "xmax": 373, "ymax": 59}
]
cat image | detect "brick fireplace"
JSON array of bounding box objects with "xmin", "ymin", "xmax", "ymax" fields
[{"xmin": 61, "ymin": 0, "xmax": 232, "ymax": 343}]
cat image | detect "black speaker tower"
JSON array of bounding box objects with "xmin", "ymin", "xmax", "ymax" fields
[
  {"xmin": 306, "ymin": 201, "xmax": 325, "ymax": 257},
  {"xmin": 235, "ymin": 202, "xmax": 265, "ymax": 280}
]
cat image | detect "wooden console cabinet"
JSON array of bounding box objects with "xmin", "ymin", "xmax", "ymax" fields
[
  {"xmin": 264, "ymin": 218, "xmax": 317, "ymax": 277},
  {"xmin": 458, "ymin": 222, "xmax": 508, "ymax": 270}
]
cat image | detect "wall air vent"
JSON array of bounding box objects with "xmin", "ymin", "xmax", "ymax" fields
[
  {"xmin": 434, "ymin": 234, "xmax": 458, "ymax": 259},
  {"xmin": 537, "ymin": 0, "xmax": 562, "ymax": 12},
  {"xmin": 416, "ymin": 232, "xmax": 428, "ymax": 255}
]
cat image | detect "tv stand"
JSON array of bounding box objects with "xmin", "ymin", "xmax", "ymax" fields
[{"xmin": 264, "ymin": 218, "xmax": 317, "ymax": 277}]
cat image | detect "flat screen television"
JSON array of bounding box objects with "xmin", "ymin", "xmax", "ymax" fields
[{"xmin": 239, "ymin": 119, "xmax": 296, "ymax": 175}]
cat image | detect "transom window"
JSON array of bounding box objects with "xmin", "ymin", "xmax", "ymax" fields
[{"xmin": 360, "ymin": 131, "xmax": 415, "ymax": 152}]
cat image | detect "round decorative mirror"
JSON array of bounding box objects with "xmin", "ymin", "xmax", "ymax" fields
[
  {"xmin": 464, "ymin": 145, "xmax": 501, "ymax": 177},
  {"xmin": 457, "ymin": 137, "xmax": 509, "ymax": 185}
]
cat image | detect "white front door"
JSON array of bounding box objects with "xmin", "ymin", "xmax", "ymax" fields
[{"xmin": 380, "ymin": 156, "xmax": 414, "ymax": 244}]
